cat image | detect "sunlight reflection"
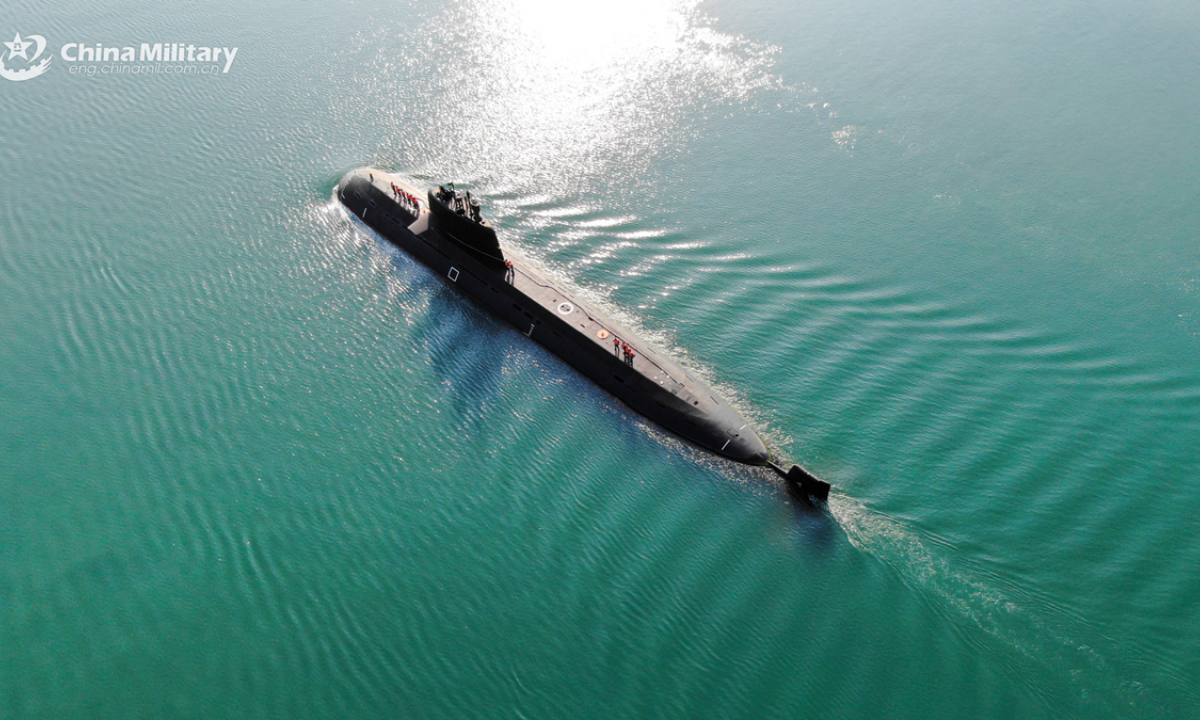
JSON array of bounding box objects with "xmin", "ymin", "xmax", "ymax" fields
[
  {"xmin": 379, "ymin": 0, "xmax": 783, "ymax": 199},
  {"xmin": 503, "ymin": 0, "xmax": 687, "ymax": 72}
]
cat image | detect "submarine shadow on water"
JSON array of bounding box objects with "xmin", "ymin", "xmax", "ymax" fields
[
  {"xmin": 359, "ymin": 219, "xmax": 511, "ymax": 429},
  {"xmin": 358, "ymin": 213, "xmax": 604, "ymax": 435},
  {"xmin": 790, "ymin": 490, "xmax": 839, "ymax": 548},
  {"xmin": 407, "ymin": 285, "xmax": 510, "ymax": 430}
]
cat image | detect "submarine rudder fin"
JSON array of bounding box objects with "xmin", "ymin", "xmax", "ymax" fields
[{"xmin": 768, "ymin": 461, "xmax": 831, "ymax": 504}]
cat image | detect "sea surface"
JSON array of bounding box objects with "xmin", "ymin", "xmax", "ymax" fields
[{"xmin": 2, "ymin": 0, "xmax": 1198, "ymax": 717}]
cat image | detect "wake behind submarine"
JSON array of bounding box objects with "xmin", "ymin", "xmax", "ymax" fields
[{"xmin": 336, "ymin": 168, "xmax": 830, "ymax": 504}]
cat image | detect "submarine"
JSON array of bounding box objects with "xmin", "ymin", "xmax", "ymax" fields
[{"xmin": 336, "ymin": 168, "xmax": 830, "ymax": 503}]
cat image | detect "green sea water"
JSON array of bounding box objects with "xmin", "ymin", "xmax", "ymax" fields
[{"xmin": 2, "ymin": 0, "xmax": 1198, "ymax": 717}]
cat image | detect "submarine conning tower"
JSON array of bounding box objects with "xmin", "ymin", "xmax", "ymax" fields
[{"xmin": 427, "ymin": 183, "xmax": 507, "ymax": 271}]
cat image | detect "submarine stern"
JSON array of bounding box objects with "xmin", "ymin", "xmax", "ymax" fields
[
  {"xmin": 708, "ymin": 405, "xmax": 771, "ymax": 466},
  {"xmin": 722, "ymin": 429, "xmax": 770, "ymax": 466}
]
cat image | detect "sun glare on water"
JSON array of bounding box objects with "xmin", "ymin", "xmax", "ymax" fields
[
  {"xmin": 370, "ymin": 0, "xmax": 783, "ymax": 194},
  {"xmin": 497, "ymin": 0, "xmax": 690, "ymax": 73}
]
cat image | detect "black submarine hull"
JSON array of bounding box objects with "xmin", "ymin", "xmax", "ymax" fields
[{"xmin": 336, "ymin": 168, "xmax": 772, "ymax": 467}]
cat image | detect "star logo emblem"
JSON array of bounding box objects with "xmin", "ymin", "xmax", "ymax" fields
[
  {"xmin": 0, "ymin": 31, "xmax": 51, "ymax": 81},
  {"xmin": 3, "ymin": 32, "xmax": 30, "ymax": 61}
]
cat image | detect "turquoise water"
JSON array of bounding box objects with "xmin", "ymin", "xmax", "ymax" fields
[{"xmin": 2, "ymin": 0, "xmax": 1198, "ymax": 717}]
